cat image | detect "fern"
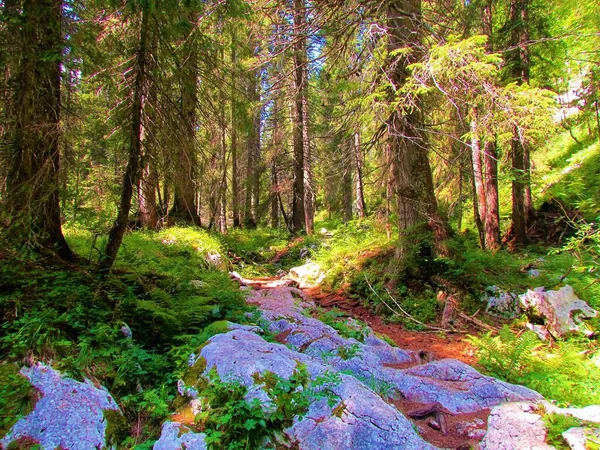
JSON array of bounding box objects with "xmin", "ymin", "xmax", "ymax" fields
[{"xmin": 468, "ymin": 326, "xmax": 540, "ymax": 379}]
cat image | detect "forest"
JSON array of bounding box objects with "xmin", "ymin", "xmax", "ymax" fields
[{"xmin": 0, "ymin": 0, "xmax": 599, "ymax": 448}]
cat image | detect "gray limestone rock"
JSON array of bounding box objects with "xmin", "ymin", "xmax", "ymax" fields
[
  {"xmin": 519, "ymin": 285, "xmax": 598, "ymax": 337},
  {"xmin": 153, "ymin": 421, "xmax": 207, "ymax": 450},
  {"xmin": 250, "ymin": 287, "xmax": 540, "ymax": 415},
  {"xmin": 0, "ymin": 363, "xmax": 121, "ymax": 450},
  {"xmin": 480, "ymin": 402, "xmax": 556, "ymax": 450},
  {"xmin": 197, "ymin": 329, "xmax": 435, "ymax": 449}
]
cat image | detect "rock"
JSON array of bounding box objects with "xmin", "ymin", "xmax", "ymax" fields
[
  {"xmin": 250, "ymin": 287, "xmax": 540, "ymax": 415},
  {"xmin": 205, "ymin": 251, "xmax": 225, "ymax": 269},
  {"xmin": 484, "ymin": 286, "xmax": 521, "ymax": 318},
  {"xmin": 0, "ymin": 363, "xmax": 122, "ymax": 450},
  {"xmin": 120, "ymin": 322, "xmax": 133, "ymax": 339},
  {"xmin": 320, "ymin": 227, "xmax": 334, "ymax": 237},
  {"xmin": 299, "ymin": 247, "xmax": 310, "ymax": 258},
  {"xmin": 196, "ymin": 329, "xmax": 435, "ymax": 450},
  {"xmin": 519, "ymin": 285, "xmax": 598, "ymax": 337},
  {"xmin": 542, "ymin": 402, "xmax": 600, "ymax": 423},
  {"xmin": 288, "ymin": 262, "xmax": 325, "ymax": 289},
  {"xmin": 480, "ymin": 402, "xmax": 555, "ymax": 450},
  {"xmin": 153, "ymin": 421, "xmax": 207, "ymax": 450},
  {"xmin": 528, "ymin": 269, "xmax": 541, "ymax": 278},
  {"xmin": 562, "ymin": 427, "xmax": 600, "ymax": 450},
  {"xmin": 526, "ymin": 323, "xmax": 552, "ymax": 341}
]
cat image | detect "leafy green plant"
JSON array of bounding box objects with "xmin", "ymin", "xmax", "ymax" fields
[
  {"xmin": 196, "ymin": 365, "xmax": 339, "ymax": 449},
  {"xmin": 469, "ymin": 327, "xmax": 600, "ymax": 406},
  {"xmin": 314, "ymin": 308, "xmax": 369, "ymax": 342}
]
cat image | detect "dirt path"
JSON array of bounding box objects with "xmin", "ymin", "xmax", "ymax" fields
[{"xmin": 303, "ymin": 287, "xmax": 479, "ymax": 366}]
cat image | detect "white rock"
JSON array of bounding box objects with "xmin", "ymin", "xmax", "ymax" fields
[
  {"xmin": 519, "ymin": 285, "xmax": 598, "ymax": 337},
  {"xmin": 288, "ymin": 262, "xmax": 325, "ymax": 289}
]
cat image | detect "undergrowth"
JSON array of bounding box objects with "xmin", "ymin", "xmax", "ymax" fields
[
  {"xmin": 469, "ymin": 326, "xmax": 600, "ymax": 407},
  {"xmin": 0, "ymin": 228, "xmax": 249, "ymax": 445},
  {"xmin": 196, "ymin": 365, "xmax": 340, "ymax": 449}
]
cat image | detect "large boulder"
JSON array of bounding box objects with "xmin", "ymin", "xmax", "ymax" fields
[
  {"xmin": 0, "ymin": 363, "xmax": 122, "ymax": 450},
  {"xmin": 192, "ymin": 329, "xmax": 435, "ymax": 450},
  {"xmin": 287, "ymin": 262, "xmax": 325, "ymax": 289},
  {"xmin": 520, "ymin": 285, "xmax": 598, "ymax": 337}
]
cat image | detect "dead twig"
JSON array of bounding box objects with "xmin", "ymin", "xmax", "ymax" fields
[{"xmin": 363, "ymin": 275, "xmax": 456, "ymax": 333}]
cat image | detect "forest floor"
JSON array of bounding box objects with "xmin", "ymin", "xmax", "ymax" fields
[{"xmin": 305, "ymin": 287, "xmax": 478, "ymax": 365}]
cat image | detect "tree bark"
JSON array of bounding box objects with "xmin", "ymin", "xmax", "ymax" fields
[
  {"xmin": 230, "ymin": 36, "xmax": 240, "ymax": 228},
  {"xmin": 291, "ymin": 0, "xmax": 307, "ymax": 233},
  {"xmin": 483, "ymin": 140, "xmax": 501, "ymax": 249},
  {"xmin": 170, "ymin": 14, "xmax": 200, "ymax": 225},
  {"xmin": 385, "ymin": 0, "xmax": 450, "ymax": 263},
  {"xmin": 342, "ymin": 139, "xmax": 353, "ymax": 223},
  {"xmin": 470, "ymin": 107, "xmax": 486, "ymax": 248},
  {"xmin": 101, "ymin": 4, "xmax": 149, "ymax": 271},
  {"xmin": 508, "ymin": 0, "xmax": 530, "ymax": 246},
  {"xmin": 5, "ymin": 0, "xmax": 72, "ymax": 259},
  {"xmin": 354, "ymin": 132, "xmax": 367, "ymax": 218}
]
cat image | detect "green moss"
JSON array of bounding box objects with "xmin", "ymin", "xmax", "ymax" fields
[
  {"xmin": 181, "ymin": 356, "xmax": 208, "ymax": 390},
  {"xmin": 0, "ymin": 364, "xmax": 35, "ymax": 438},
  {"xmin": 102, "ymin": 409, "xmax": 129, "ymax": 447}
]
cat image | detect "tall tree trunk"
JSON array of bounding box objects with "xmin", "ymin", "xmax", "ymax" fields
[
  {"xmin": 508, "ymin": 0, "xmax": 530, "ymax": 246},
  {"xmin": 137, "ymin": 33, "xmax": 158, "ymax": 230},
  {"xmin": 354, "ymin": 132, "xmax": 367, "ymax": 218},
  {"xmin": 171, "ymin": 16, "xmax": 200, "ymax": 225},
  {"xmin": 511, "ymin": 128, "xmax": 527, "ymax": 246},
  {"xmin": 5, "ymin": 0, "xmax": 72, "ymax": 259},
  {"xmin": 470, "ymin": 107, "xmax": 486, "ymax": 248},
  {"xmin": 219, "ymin": 67, "xmax": 228, "ymax": 234},
  {"xmin": 244, "ymin": 67, "xmax": 260, "ymax": 228},
  {"xmin": 385, "ymin": 0, "xmax": 450, "ymax": 264},
  {"xmin": 101, "ymin": 4, "xmax": 149, "ymax": 271},
  {"xmin": 138, "ymin": 157, "xmax": 158, "ymax": 229},
  {"xmin": 342, "ymin": 139, "xmax": 353, "ymax": 222},
  {"xmin": 291, "ymin": 0, "xmax": 307, "ymax": 234},
  {"xmin": 481, "ymin": 0, "xmax": 501, "ymax": 250},
  {"xmin": 230, "ymin": 36, "xmax": 240, "ymax": 228},
  {"xmin": 484, "ymin": 140, "xmax": 500, "ymax": 249}
]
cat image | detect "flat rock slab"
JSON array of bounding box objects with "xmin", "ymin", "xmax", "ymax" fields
[
  {"xmin": 480, "ymin": 402, "xmax": 555, "ymax": 450},
  {"xmin": 0, "ymin": 363, "xmax": 120, "ymax": 450},
  {"xmin": 198, "ymin": 329, "xmax": 435, "ymax": 450},
  {"xmin": 249, "ymin": 287, "xmax": 541, "ymax": 414}
]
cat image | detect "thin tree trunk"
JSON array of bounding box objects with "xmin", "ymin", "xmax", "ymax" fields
[
  {"xmin": 511, "ymin": 128, "xmax": 527, "ymax": 246},
  {"xmin": 484, "ymin": 140, "xmax": 500, "ymax": 249},
  {"xmin": 508, "ymin": 0, "xmax": 530, "ymax": 246},
  {"xmin": 291, "ymin": 0, "xmax": 308, "ymax": 234},
  {"xmin": 354, "ymin": 132, "xmax": 367, "ymax": 218},
  {"xmin": 270, "ymin": 160, "xmax": 279, "ymax": 228},
  {"xmin": 342, "ymin": 140, "xmax": 353, "ymax": 223},
  {"xmin": 470, "ymin": 108, "xmax": 486, "ymax": 248},
  {"xmin": 230, "ymin": 36, "xmax": 240, "ymax": 228},
  {"xmin": 101, "ymin": 4, "xmax": 149, "ymax": 271}
]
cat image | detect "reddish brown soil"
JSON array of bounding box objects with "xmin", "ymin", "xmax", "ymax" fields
[
  {"xmin": 393, "ymin": 399, "xmax": 489, "ymax": 449},
  {"xmin": 303, "ymin": 287, "xmax": 478, "ymax": 365}
]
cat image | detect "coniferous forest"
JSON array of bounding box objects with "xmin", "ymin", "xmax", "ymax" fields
[{"xmin": 0, "ymin": 0, "xmax": 599, "ymax": 448}]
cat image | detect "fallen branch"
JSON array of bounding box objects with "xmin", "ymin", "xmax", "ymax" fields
[
  {"xmin": 456, "ymin": 311, "xmax": 499, "ymax": 333},
  {"xmin": 363, "ymin": 275, "xmax": 455, "ymax": 333}
]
